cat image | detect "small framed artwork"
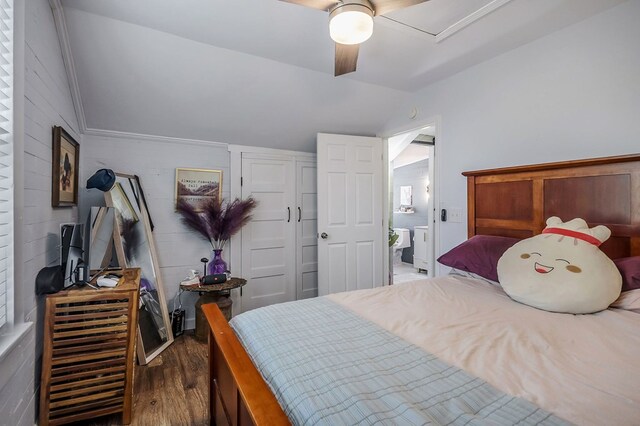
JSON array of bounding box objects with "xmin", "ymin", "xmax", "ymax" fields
[
  {"xmin": 175, "ymin": 168, "xmax": 222, "ymax": 211},
  {"xmin": 52, "ymin": 126, "xmax": 79, "ymax": 207}
]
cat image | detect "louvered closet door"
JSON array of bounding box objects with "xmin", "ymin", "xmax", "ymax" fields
[{"xmin": 241, "ymin": 155, "xmax": 296, "ymax": 311}]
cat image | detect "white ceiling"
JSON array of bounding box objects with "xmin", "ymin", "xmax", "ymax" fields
[
  {"xmin": 393, "ymin": 143, "xmax": 430, "ymax": 169},
  {"xmin": 59, "ymin": 0, "xmax": 626, "ymax": 151}
]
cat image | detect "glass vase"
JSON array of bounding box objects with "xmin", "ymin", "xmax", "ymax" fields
[{"xmin": 208, "ymin": 249, "xmax": 227, "ymax": 275}]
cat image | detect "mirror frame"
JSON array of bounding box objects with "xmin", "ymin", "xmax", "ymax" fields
[
  {"xmin": 88, "ymin": 206, "xmax": 116, "ymax": 272},
  {"xmin": 105, "ymin": 173, "xmax": 174, "ymax": 365}
]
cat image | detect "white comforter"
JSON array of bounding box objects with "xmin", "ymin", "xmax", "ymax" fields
[{"xmin": 328, "ymin": 275, "xmax": 640, "ymax": 425}]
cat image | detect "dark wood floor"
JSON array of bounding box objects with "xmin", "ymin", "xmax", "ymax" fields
[{"xmin": 82, "ymin": 333, "xmax": 209, "ymax": 426}]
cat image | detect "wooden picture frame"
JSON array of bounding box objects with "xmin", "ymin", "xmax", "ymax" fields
[
  {"xmin": 52, "ymin": 126, "xmax": 79, "ymax": 207},
  {"xmin": 175, "ymin": 167, "xmax": 223, "ymax": 211}
]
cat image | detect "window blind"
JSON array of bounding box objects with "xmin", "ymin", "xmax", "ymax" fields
[{"xmin": 0, "ymin": 0, "xmax": 13, "ymax": 329}]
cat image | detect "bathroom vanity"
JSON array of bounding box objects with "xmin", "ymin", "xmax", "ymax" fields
[{"xmin": 413, "ymin": 226, "xmax": 429, "ymax": 272}]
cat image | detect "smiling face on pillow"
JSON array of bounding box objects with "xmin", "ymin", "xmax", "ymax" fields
[{"xmin": 497, "ymin": 217, "xmax": 622, "ymax": 314}]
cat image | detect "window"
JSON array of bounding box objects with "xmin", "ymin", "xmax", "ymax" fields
[{"xmin": 0, "ymin": 0, "xmax": 13, "ymax": 329}]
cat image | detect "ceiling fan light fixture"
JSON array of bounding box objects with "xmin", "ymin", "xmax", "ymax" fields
[{"xmin": 329, "ymin": 2, "xmax": 374, "ymax": 45}]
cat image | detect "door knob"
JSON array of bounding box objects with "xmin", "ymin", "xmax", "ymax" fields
[{"xmin": 320, "ymin": 232, "xmax": 328, "ymax": 239}]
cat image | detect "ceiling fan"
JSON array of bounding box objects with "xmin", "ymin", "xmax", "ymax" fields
[{"xmin": 279, "ymin": 0, "xmax": 428, "ymax": 76}]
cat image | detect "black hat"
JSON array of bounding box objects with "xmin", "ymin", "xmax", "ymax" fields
[{"xmin": 86, "ymin": 168, "xmax": 116, "ymax": 192}]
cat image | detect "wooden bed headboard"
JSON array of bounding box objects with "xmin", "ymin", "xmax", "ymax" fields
[{"xmin": 463, "ymin": 154, "xmax": 640, "ymax": 259}]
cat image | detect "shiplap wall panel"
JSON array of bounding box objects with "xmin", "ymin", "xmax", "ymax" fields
[
  {"xmin": 0, "ymin": 324, "xmax": 37, "ymax": 425},
  {"xmin": 80, "ymin": 135, "xmax": 230, "ymax": 329},
  {"xmin": 0, "ymin": 0, "xmax": 80, "ymax": 424}
]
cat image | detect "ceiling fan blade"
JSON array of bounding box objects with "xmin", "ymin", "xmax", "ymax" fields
[
  {"xmin": 370, "ymin": 0, "xmax": 427, "ymax": 16},
  {"xmin": 278, "ymin": 0, "xmax": 339, "ymax": 12},
  {"xmin": 335, "ymin": 43, "xmax": 359, "ymax": 76}
]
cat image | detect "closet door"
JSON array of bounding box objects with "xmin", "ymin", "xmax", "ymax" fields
[
  {"xmin": 296, "ymin": 161, "xmax": 318, "ymax": 299},
  {"xmin": 241, "ymin": 155, "xmax": 296, "ymax": 311}
]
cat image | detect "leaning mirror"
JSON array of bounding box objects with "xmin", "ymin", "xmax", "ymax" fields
[
  {"xmin": 87, "ymin": 206, "xmax": 117, "ymax": 272},
  {"xmin": 105, "ymin": 173, "xmax": 173, "ymax": 365}
]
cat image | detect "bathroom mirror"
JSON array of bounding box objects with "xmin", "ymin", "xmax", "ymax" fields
[
  {"xmin": 105, "ymin": 173, "xmax": 173, "ymax": 365},
  {"xmin": 400, "ymin": 185, "xmax": 413, "ymax": 206}
]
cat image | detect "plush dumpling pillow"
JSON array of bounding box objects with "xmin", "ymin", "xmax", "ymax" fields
[{"xmin": 497, "ymin": 217, "xmax": 622, "ymax": 314}]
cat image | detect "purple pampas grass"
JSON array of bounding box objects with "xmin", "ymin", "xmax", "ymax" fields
[
  {"xmin": 176, "ymin": 198, "xmax": 212, "ymax": 247},
  {"xmin": 175, "ymin": 197, "xmax": 257, "ymax": 249},
  {"xmin": 219, "ymin": 197, "xmax": 257, "ymax": 241}
]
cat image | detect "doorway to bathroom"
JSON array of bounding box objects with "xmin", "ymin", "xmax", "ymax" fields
[{"xmin": 388, "ymin": 126, "xmax": 436, "ymax": 284}]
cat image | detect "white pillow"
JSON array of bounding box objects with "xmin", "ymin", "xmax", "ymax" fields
[
  {"xmin": 497, "ymin": 217, "xmax": 622, "ymax": 314},
  {"xmin": 449, "ymin": 268, "xmax": 501, "ymax": 286},
  {"xmin": 611, "ymin": 288, "xmax": 640, "ymax": 312}
]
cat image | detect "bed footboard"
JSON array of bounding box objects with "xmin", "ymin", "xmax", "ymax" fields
[{"xmin": 203, "ymin": 304, "xmax": 289, "ymax": 426}]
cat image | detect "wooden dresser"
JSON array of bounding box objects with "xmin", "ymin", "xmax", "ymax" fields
[{"xmin": 39, "ymin": 268, "xmax": 140, "ymax": 426}]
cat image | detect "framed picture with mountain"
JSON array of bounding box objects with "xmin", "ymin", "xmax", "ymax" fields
[{"xmin": 175, "ymin": 168, "xmax": 222, "ymax": 212}]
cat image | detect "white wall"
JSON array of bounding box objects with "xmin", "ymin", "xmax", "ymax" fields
[
  {"xmin": 80, "ymin": 134, "xmax": 230, "ymax": 329},
  {"xmin": 0, "ymin": 0, "xmax": 81, "ymax": 424},
  {"xmin": 382, "ymin": 0, "xmax": 640, "ymax": 269}
]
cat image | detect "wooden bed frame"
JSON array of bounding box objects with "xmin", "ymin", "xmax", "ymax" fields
[
  {"xmin": 463, "ymin": 153, "xmax": 640, "ymax": 258},
  {"xmin": 204, "ymin": 153, "xmax": 640, "ymax": 425}
]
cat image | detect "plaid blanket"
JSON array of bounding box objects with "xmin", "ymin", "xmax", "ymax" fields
[{"xmin": 230, "ymin": 297, "xmax": 569, "ymax": 426}]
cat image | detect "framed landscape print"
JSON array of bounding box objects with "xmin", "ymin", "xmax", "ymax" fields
[
  {"xmin": 175, "ymin": 168, "xmax": 222, "ymax": 211},
  {"xmin": 52, "ymin": 126, "xmax": 79, "ymax": 207}
]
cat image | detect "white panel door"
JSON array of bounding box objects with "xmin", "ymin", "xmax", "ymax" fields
[
  {"xmin": 296, "ymin": 161, "xmax": 318, "ymax": 299},
  {"xmin": 241, "ymin": 155, "xmax": 296, "ymax": 311},
  {"xmin": 317, "ymin": 133, "xmax": 383, "ymax": 295}
]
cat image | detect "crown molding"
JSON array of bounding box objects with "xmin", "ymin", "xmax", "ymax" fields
[
  {"xmin": 83, "ymin": 127, "xmax": 228, "ymax": 148},
  {"xmin": 228, "ymin": 144, "xmax": 315, "ymax": 159},
  {"xmin": 436, "ymin": 0, "xmax": 514, "ymax": 43},
  {"xmin": 49, "ymin": 0, "xmax": 86, "ymax": 133},
  {"xmin": 46, "ymin": 2, "xmax": 227, "ymax": 150}
]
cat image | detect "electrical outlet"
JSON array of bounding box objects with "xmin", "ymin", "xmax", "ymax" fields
[{"xmin": 449, "ymin": 208, "xmax": 464, "ymax": 223}]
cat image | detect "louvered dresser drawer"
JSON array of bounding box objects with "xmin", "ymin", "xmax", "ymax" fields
[{"xmin": 39, "ymin": 268, "xmax": 140, "ymax": 426}]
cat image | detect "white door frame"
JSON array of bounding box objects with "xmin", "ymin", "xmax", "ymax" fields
[{"xmin": 379, "ymin": 115, "xmax": 443, "ymax": 277}]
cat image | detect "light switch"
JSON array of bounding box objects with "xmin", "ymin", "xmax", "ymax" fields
[{"xmin": 449, "ymin": 208, "xmax": 464, "ymax": 223}]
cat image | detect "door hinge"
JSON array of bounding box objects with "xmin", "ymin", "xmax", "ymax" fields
[
  {"xmin": 240, "ymin": 287, "xmax": 243, "ymax": 297},
  {"xmin": 241, "ymin": 176, "xmax": 243, "ymax": 186}
]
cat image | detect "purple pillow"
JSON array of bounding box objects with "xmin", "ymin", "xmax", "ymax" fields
[
  {"xmin": 438, "ymin": 235, "xmax": 520, "ymax": 282},
  {"xmin": 614, "ymin": 257, "xmax": 640, "ymax": 292}
]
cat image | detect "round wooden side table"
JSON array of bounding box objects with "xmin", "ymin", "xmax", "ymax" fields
[{"xmin": 180, "ymin": 277, "xmax": 247, "ymax": 342}]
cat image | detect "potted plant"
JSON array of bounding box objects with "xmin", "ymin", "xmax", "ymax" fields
[{"xmin": 176, "ymin": 197, "xmax": 257, "ymax": 275}]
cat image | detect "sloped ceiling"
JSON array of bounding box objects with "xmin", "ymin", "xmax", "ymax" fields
[
  {"xmin": 394, "ymin": 143, "xmax": 430, "ymax": 169},
  {"xmin": 60, "ymin": 0, "xmax": 626, "ymax": 151}
]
